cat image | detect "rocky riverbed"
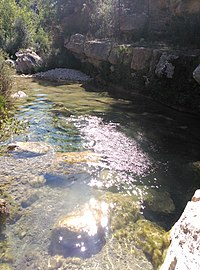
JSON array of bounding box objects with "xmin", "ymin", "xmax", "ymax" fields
[{"xmin": 33, "ymin": 68, "xmax": 91, "ymax": 82}]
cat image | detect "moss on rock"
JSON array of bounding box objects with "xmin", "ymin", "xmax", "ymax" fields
[
  {"xmin": 99, "ymin": 192, "xmax": 170, "ymax": 268},
  {"xmin": 99, "ymin": 192, "xmax": 141, "ymax": 232},
  {"xmin": 55, "ymin": 151, "xmax": 100, "ymax": 164},
  {"xmin": 0, "ymin": 191, "xmax": 21, "ymax": 224}
]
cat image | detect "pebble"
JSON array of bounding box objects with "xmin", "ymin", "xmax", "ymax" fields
[{"xmin": 34, "ymin": 68, "xmax": 91, "ymax": 82}]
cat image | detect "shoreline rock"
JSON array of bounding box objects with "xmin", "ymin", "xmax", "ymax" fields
[{"xmin": 161, "ymin": 189, "xmax": 200, "ymax": 270}]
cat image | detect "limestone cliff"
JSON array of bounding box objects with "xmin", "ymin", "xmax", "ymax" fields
[
  {"xmin": 161, "ymin": 190, "xmax": 200, "ymax": 270},
  {"xmin": 61, "ymin": 0, "xmax": 200, "ymax": 113},
  {"xmin": 65, "ymin": 34, "xmax": 200, "ymax": 114}
]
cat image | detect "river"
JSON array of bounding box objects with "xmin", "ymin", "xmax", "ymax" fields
[{"xmin": 0, "ymin": 77, "xmax": 200, "ymax": 270}]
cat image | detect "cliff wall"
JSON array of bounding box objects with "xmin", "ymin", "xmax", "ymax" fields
[{"xmin": 65, "ymin": 34, "xmax": 200, "ymax": 114}]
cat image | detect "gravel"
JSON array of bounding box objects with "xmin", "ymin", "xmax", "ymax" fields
[{"xmin": 33, "ymin": 68, "xmax": 91, "ymax": 82}]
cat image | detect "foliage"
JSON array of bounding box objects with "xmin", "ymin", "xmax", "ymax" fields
[
  {"xmin": 0, "ymin": 95, "xmax": 6, "ymax": 113},
  {"xmin": 0, "ymin": 50, "xmax": 14, "ymax": 100},
  {"xmin": 89, "ymin": 0, "xmax": 115, "ymax": 38},
  {"xmin": 0, "ymin": 49, "xmax": 28, "ymax": 141},
  {"xmin": 0, "ymin": 114, "xmax": 29, "ymax": 141},
  {"xmin": 0, "ymin": 0, "xmax": 52, "ymax": 57}
]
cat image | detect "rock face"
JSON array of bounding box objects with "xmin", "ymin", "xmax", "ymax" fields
[
  {"xmin": 161, "ymin": 189, "xmax": 200, "ymax": 270},
  {"xmin": 170, "ymin": 0, "xmax": 200, "ymax": 15},
  {"xmin": 65, "ymin": 34, "xmax": 200, "ymax": 113},
  {"xmin": 65, "ymin": 34, "xmax": 85, "ymax": 55},
  {"xmin": 131, "ymin": 47, "xmax": 152, "ymax": 71},
  {"xmin": 15, "ymin": 49, "xmax": 43, "ymax": 74},
  {"xmin": 84, "ymin": 40, "xmax": 112, "ymax": 67},
  {"xmin": 155, "ymin": 52, "xmax": 179, "ymax": 79}
]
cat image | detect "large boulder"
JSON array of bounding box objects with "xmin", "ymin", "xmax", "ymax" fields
[
  {"xmin": 65, "ymin": 33, "xmax": 85, "ymax": 55},
  {"xmin": 84, "ymin": 40, "xmax": 112, "ymax": 66},
  {"xmin": 15, "ymin": 49, "xmax": 43, "ymax": 74},
  {"xmin": 161, "ymin": 189, "xmax": 200, "ymax": 270},
  {"xmin": 131, "ymin": 47, "xmax": 153, "ymax": 71}
]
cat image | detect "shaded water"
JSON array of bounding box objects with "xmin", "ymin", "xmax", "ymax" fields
[{"xmin": 0, "ymin": 77, "xmax": 200, "ymax": 270}]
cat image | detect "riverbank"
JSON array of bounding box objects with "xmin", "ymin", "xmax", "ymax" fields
[
  {"xmin": 34, "ymin": 68, "xmax": 91, "ymax": 82},
  {"xmin": 14, "ymin": 68, "xmax": 91, "ymax": 83},
  {"xmin": 64, "ymin": 34, "xmax": 200, "ymax": 115}
]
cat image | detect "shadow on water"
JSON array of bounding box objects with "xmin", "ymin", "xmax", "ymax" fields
[
  {"xmin": 44, "ymin": 172, "xmax": 90, "ymax": 188},
  {"xmin": 49, "ymin": 227, "xmax": 106, "ymax": 259},
  {"xmin": 82, "ymin": 83, "xmax": 200, "ymax": 226}
]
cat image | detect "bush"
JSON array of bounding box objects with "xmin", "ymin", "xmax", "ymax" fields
[{"xmin": 0, "ymin": 50, "xmax": 14, "ymax": 100}]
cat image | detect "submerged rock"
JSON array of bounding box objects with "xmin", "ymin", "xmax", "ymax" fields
[
  {"xmin": 0, "ymin": 263, "xmax": 12, "ymax": 270},
  {"xmin": 49, "ymin": 198, "xmax": 109, "ymax": 258},
  {"xmin": 0, "ymin": 191, "xmax": 21, "ymax": 224},
  {"xmin": 21, "ymin": 192, "xmax": 40, "ymax": 208},
  {"xmin": 0, "ymin": 199, "xmax": 9, "ymax": 217},
  {"xmin": 100, "ymin": 192, "xmax": 141, "ymax": 232},
  {"xmin": 142, "ymin": 188, "xmax": 175, "ymax": 214},
  {"xmin": 99, "ymin": 192, "xmax": 169, "ymax": 268},
  {"xmin": 0, "ymin": 199, "xmax": 9, "ymax": 229},
  {"xmin": 10, "ymin": 141, "xmax": 53, "ymax": 155},
  {"xmin": 55, "ymin": 151, "xmax": 100, "ymax": 164},
  {"xmin": 161, "ymin": 189, "xmax": 200, "ymax": 270},
  {"xmin": 30, "ymin": 175, "xmax": 46, "ymax": 188}
]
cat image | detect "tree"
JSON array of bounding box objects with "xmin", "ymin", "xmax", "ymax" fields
[{"xmin": 0, "ymin": 0, "xmax": 19, "ymax": 52}]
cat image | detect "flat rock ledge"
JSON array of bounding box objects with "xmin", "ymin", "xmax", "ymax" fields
[
  {"xmin": 33, "ymin": 68, "xmax": 91, "ymax": 82},
  {"xmin": 161, "ymin": 189, "xmax": 200, "ymax": 270}
]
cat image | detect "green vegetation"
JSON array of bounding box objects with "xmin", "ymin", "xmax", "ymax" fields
[
  {"xmin": 0, "ymin": 0, "xmax": 199, "ymax": 64},
  {"xmin": 0, "ymin": 0, "xmax": 52, "ymax": 57},
  {"xmin": 0, "ymin": 50, "xmax": 14, "ymax": 115},
  {"xmin": 0, "ymin": 50, "xmax": 28, "ymax": 141},
  {"xmin": 0, "ymin": 51, "xmax": 13, "ymax": 100}
]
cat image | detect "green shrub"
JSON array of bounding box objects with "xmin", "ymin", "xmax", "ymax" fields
[{"xmin": 0, "ymin": 50, "xmax": 14, "ymax": 99}]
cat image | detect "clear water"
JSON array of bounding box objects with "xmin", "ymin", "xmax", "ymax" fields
[{"xmin": 0, "ymin": 77, "xmax": 200, "ymax": 270}]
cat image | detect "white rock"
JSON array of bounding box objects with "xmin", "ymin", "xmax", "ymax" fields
[
  {"xmin": 193, "ymin": 64, "xmax": 200, "ymax": 85},
  {"xmin": 161, "ymin": 189, "xmax": 200, "ymax": 270},
  {"xmin": 11, "ymin": 91, "xmax": 28, "ymax": 99},
  {"xmin": 155, "ymin": 52, "xmax": 178, "ymax": 79}
]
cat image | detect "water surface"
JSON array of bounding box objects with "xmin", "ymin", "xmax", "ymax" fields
[{"xmin": 0, "ymin": 77, "xmax": 200, "ymax": 270}]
